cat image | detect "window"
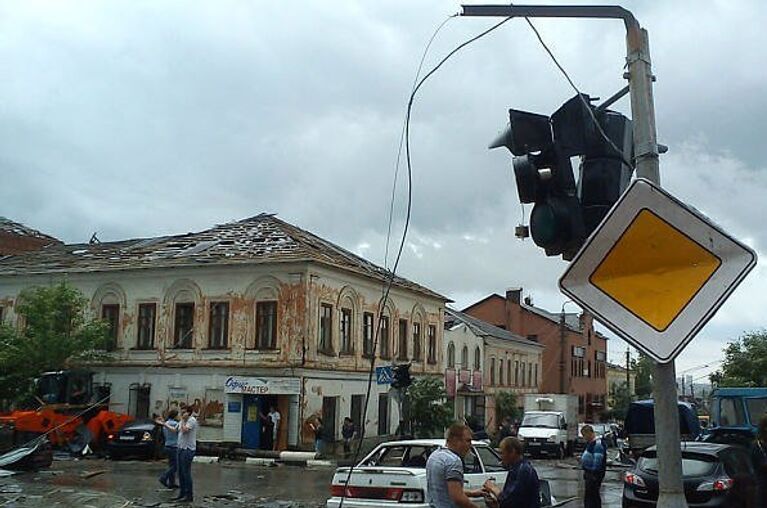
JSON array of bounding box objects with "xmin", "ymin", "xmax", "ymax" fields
[
  {"xmin": 0, "ymin": 305, "xmax": 4, "ymax": 324},
  {"xmin": 447, "ymin": 342, "xmax": 455, "ymax": 368},
  {"xmin": 427, "ymin": 325, "xmax": 437, "ymax": 364},
  {"xmin": 527, "ymin": 334, "xmax": 538, "ymax": 342},
  {"xmin": 128, "ymin": 383, "xmax": 151, "ymax": 419},
  {"xmin": 521, "ymin": 361, "xmax": 526, "ymax": 387},
  {"xmin": 578, "ymin": 395, "xmax": 585, "ymax": 414},
  {"xmin": 101, "ymin": 304, "xmax": 120, "ymax": 350},
  {"xmin": 208, "ymin": 302, "xmax": 229, "ymax": 349},
  {"xmin": 398, "ymin": 319, "xmax": 408, "ymax": 360},
  {"xmin": 380, "ymin": 315, "xmax": 390, "ymax": 359},
  {"xmin": 136, "ymin": 303, "xmax": 156, "ymax": 349},
  {"xmin": 322, "ymin": 396, "xmax": 338, "ymax": 441},
  {"xmin": 412, "ymin": 323, "xmax": 422, "ymax": 361},
  {"xmin": 461, "ymin": 346, "xmax": 469, "ymax": 370},
  {"xmin": 378, "ymin": 394, "xmax": 390, "ymax": 436},
  {"xmin": 363, "ymin": 312, "xmax": 374, "ymax": 358},
  {"xmin": 256, "ymin": 301, "xmax": 277, "ymax": 349},
  {"xmin": 463, "ymin": 448, "xmax": 482, "ymax": 474},
  {"xmin": 476, "ymin": 446, "xmax": 506, "ymax": 472},
  {"xmin": 499, "ymin": 361, "xmax": 504, "ymax": 386},
  {"xmin": 515, "ymin": 361, "xmax": 519, "ymax": 386},
  {"xmin": 528, "ymin": 363, "xmax": 533, "ymax": 386},
  {"xmin": 474, "ymin": 347, "xmax": 481, "ymax": 370},
  {"xmin": 587, "ymin": 360, "xmax": 592, "ymax": 378},
  {"xmin": 507, "ymin": 359, "xmax": 512, "ymax": 385},
  {"xmin": 490, "ymin": 358, "xmax": 496, "ymax": 385},
  {"xmin": 319, "ymin": 303, "xmax": 333, "ymax": 354},
  {"xmin": 719, "ymin": 398, "xmax": 746, "ymax": 427},
  {"xmin": 746, "ymin": 398, "xmax": 767, "ymax": 424},
  {"xmin": 341, "ymin": 308, "xmax": 353, "ymax": 354},
  {"xmin": 174, "ymin": 302, "xmax": 195, "ymax": 348},
  {"xmin": 534, "ymin": 363, "xmax": 538, "ymax": 387}
]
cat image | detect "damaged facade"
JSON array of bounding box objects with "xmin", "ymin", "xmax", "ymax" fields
[{"xmin": 0, "ymin": 214, "xmax": 447, "ymax": 450}]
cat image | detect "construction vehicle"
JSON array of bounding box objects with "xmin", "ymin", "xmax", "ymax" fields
[{"xmin": 0, "ymin": 369, "xmax": 133, "ymax": 467}]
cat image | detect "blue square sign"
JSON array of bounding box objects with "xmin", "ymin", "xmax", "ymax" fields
[{"xmin": 376, "ymin": 366, "xmax": 393, "ymax": 385}]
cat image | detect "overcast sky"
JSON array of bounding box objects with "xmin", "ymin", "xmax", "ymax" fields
[{"xmin": 1, "ymin": 0, "xmax": 764, "ymax": 380}]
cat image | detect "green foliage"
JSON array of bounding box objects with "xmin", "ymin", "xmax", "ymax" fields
[
  {"xmin": 0, "ymin": 282, "xmax": 109, "ymax": 405},
  {"xmin": 711, "ymin": 330, "xmax": 767, "ymax": 387},
  {"xmin": 634, "ymin": 355, "xmax": 653, "ymax": 399},
  {"xmin": 494, "ymin": 391, "xmax": 520, "ymax": 424},
  {"xmin": 609, "ymin": 381, "xmax": 632, "ymax": 421},
  {"xmin": 407, "ymin": 377, "xmax": 454, "ymax": 438}
]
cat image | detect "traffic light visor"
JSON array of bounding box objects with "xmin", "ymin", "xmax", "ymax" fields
[{"xmin": 488, "ymin": 109, "xmax": 551, "ymax": 156}]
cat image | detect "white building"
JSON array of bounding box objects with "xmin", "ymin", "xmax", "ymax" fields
[
  {"xmin": 444, "ymin": 309, "xmax": 544, "ymax": 430},
  {"xmin": 0, "ymin": 214, "xmax": 447, "ymax": 451}
]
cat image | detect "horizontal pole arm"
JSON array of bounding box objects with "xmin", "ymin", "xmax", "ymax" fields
[{"xmin": 460, "ymin": 4, "xmax": 638, "ymax": 30}]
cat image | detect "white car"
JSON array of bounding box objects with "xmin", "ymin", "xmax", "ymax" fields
[{"xmin": 326, "ymin": 438, "xmax": 555, "ymax": 507}]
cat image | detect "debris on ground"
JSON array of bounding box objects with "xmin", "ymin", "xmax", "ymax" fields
[{"xmin": 79, "ymin": 469, "xmax": 108, "ymax": 479}]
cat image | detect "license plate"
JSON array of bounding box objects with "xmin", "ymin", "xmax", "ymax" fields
[{"xmin": 119, "ymin": 435, "xmax": 134, "ymax": 441}]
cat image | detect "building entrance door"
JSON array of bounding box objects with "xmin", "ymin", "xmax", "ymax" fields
[{"xmin": 242, "ymin": 395, "xmax": 262, "ymax": 449}]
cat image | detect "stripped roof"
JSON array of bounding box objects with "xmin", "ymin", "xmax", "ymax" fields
[
  {"xmin": 445, "ymin": 308, "xmax": 543, "ymax": 348},
  {"xmin": 0, "ymin": 214, "xmax": 447, "ymax": 301},
  {"xmin": 0, "ymin": 217, "xmax": 60, "ymax": 243}
]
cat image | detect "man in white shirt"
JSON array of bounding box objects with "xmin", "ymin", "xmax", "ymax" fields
[
  {"xmin": 173, "ymin": 406, "xmax": 198, "ymax": 503},
  {"xmin": 268, "ymin": 406, "xmax": 281, "ymax": 450}
]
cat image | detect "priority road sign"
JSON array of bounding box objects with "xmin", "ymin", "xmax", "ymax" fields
[{"xmin": 560, "ymin": 178, "xmax": 757, "ymax": 363}]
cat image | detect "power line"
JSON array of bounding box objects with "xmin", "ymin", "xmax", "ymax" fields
[{"xmin": 523, "ymin": 17, "xmax": 635, "ymax": 171}]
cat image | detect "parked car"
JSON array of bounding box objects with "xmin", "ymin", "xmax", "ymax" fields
[
  {"xmin": 622, "ymin": 442, "xmax": 755, "ymax": 507},
  {"xmin": 106, "ymin": 419, "xmax": 164, "ymax": 460},
  {"xmin": 326, "ymin": 439, "xmax": 556, "ymax": 507}
]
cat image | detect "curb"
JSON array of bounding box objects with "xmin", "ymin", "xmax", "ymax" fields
[{"xmin": 193, "ymin": 456, "xmax": 220, "ymax": 464}]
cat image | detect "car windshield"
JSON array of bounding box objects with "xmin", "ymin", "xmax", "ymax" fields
[
  {"xmin": 746, "ymin": 398, "xmax": 767, "ymax": 425},
  {"xmin": 522, "ymin": 414, "xmax": 559, "ymax": 428},
  {"xmin": 475, "ymin": 445, "xmax": 505, "ymax": 472},
  {"xmin": 639, "ymin": 454, "xmax": 717, "ymax": 477}
]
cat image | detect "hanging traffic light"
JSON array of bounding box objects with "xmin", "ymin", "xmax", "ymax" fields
[
  {"xmin": 391, "ymin": 364, "xmax": 412, "ymax": 390},
  {"xmin": 490, "ymin": 94, "xmax": 633, "ymax": 260}
]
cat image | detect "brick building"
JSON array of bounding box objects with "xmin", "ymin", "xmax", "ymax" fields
[
  {"xmin": 0, "ymin": 217, "xmax": 60, "ymax": 256},
  {"xmin": 463, "ymin": 288, "xmax": 608, "ymax": 421}
]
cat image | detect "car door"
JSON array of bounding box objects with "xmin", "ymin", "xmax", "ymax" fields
[
  {"xmin": 475, "ymin": 444, "xmax": 507, "ymax": 485},
  {"xmin": 463, "ymin": 447, "xmax": 486, "ymax": 495}
]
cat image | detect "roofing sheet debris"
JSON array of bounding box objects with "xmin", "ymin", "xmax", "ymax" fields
[
  {"xmin": 0, "ymin": 214, "xmax": 445, "ymax": 300},
  {"xmin": 0, "ymin": 217, "xmax": 60, "ymax": 242}
]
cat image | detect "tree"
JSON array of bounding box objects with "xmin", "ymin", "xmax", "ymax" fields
[
  {"xmin": 634, "ymin": 355, "xmax": 653, "ymax": 399},
  {"xmin": 609, "ymin": 382, "xmax": 632, "ymax": 421},
  {"xmin": 0, "ymin": 282, "xmax": 108, "ymax": 406},
  {"xmin": 711, "ymin": 330, "xmax": 767, "ymax": 387},
  {"xmin": 406, "ymin": 377, "xmax": 454, "ymax": 438},
  {"xmin": 494, "ymin": 391, "xmax": 521, "ymax": 426}
]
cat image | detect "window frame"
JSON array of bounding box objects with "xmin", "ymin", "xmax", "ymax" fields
[
  {"xmin": 427, "ymin": 325, "xmax": 437, "ymax": 364},
  {"xmin": 447, "ymin": 342, "xmax": 455, "ymax": 368},
  {"xmin": 397, "ymin": 319, "xmax": 408, "ymax": 361},
  {"xmin": 340, "ymin": 307, "xmax": 353, "ymax": 354},
  {"xmin": 412, "ymin": 322, "xmax": 422, "ymax": 361},
  {"xmin": 136, "ymin": 302, "xmax": 157, "ymax": 350},
  {"xmin": 101, "ymin": 304, "xmax": 120, "ymax": 351},
  {"xmin": 362, "ymin": 312, "xmax": 375, "ymax": 358},
  {"xmin": 255, "ymin": 300, "xmax": 278, "ymax": 350},
  {"xmin": 379, "ymin": 315, "xmax": 391, "ymax": 359},
  {"xmin": 208, "ymin": 301, "xmax": 230, "ymax": 349},
  {"xmin": 319, "ymin": 302, "xmax": 334, "ymax": 355},
  {"xmin": 174, "ymin": 302, "xmax": 195, "ymax": 349}
]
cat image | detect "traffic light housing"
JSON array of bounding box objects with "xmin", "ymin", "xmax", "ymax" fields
[
  {"xmin": 490, "ymin": 94, "xmax": 633, "ymax": 260},
  {"xmin": 391, "ymin": 364, "xmax": 412, "ymax": 390}
]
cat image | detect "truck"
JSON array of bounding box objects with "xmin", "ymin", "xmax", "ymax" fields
[
  {"xmin": 518, "ymin": 394, "xmax": 578, "ymax": 458},
  {"xmin": 622, "ymin": 399, "xmax": 701, "ymax": 459},
  {"xmin": 705, "ymin": 387, "xmax": 767, "ymax": 446}
]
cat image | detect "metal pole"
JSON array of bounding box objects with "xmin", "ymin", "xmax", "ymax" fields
[
  {"xmin": 626, "ymin": 25, "xmax": 686, "ymax": 508},
  {"xmin": 460, "ymin": 6, "xmax": 686, "ymax": 505},
  {"xmin": 559, "ymin": 311, "xmax": 566, "ymax": 394},
  {"xmin": 626, "ymin": 347, "xmax": 631, "ymax": 397}
]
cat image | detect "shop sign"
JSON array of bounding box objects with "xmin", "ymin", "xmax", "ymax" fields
[{"xmin": 224, "ymin": 376, "xmax": 300, "ymax": 395}]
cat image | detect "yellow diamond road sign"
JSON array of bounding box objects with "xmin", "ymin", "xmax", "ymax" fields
[{"xmin": 560, "ymin": 178, "xmax": 757, "ymax": 363}]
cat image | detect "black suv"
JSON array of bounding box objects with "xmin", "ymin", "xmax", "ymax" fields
[{"xmin": 622, "ymin": 442, "xmax": 755, "ymax": 507}]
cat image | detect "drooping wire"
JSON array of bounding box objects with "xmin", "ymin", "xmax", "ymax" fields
[
  {"xmin": 384, "ymin": 14, "xmax": 457, "ymax": 270},
  {"xmin": 523, "ymin": 17, "xmax": 635, "ymax": 171},
  {"xmin": 340, "ymin": 14, "xmax": 513, "ymax": 507}
]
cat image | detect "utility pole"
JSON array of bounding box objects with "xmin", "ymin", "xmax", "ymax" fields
[
  {"xmin": 461, "ymin": 5, "xmax": 687, "ymax": 507},
  {"xmin": 626, "ymin": 346, "xmax": 631, "ymax": 397},
  {"xmin": 559, "ymin": 311, "xmax": 566, "ymax": 394}
]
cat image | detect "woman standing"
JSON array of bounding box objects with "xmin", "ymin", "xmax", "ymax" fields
[
  {"xmin": 156, "ymin": 409, "xmax": 179, "ymax": 489},
  {"xmin": 309, "ymin": 416, "xmax": 324, "ymax": 456}
]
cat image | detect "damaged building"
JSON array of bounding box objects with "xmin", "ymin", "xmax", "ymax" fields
[{"xmin": 0, "ymin": 214, "xmax": 447, "ymax": 451}]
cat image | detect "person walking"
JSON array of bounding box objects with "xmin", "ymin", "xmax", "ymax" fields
[
  {"xmin": 341, "ymin": 417, "xmax": 356, "ymax": 458},
  {"xmin": 482, "ymin": 437, "xmax": 540, "ymax": 508},
  {"xmin": 750, "ymin": 415, "xmax": 767, "ymax": 507},
  {"xmin": 580, "ymin": 425, "xmax": 607, "ymax": 508},
  {"xmin": 156, "ymin": 409, "xmax": 179, "ymax": 489},
  {"xmin": 309, "ymin": 416, "xmax": 324, "ymax": 456},
  {"xmin": 268, "ymin": 405, "xmax": 281, "ymax": 451},
  {"xmin": 425, "ymin": 422, "xmax": 484, "ymax": 508},
  {"xmin": 174, "ymin": 406, "xmax": 198, "ymax": 503}
]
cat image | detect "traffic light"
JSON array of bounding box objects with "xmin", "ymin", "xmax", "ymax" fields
[
  {"xmin": 490, "ymin": 94, "xmax": 633, "ymax": 260},
  {"xmin": 391, "ymin": 364, "xmax": 412, "ymax": 390}
]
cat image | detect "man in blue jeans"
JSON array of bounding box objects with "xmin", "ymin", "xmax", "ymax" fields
[
  {"xmin": 156, "ymin": 409, "xmax": 179, "ymax": 489},
  {"xmin": 174, "ymin": 406, "xmax": 198, "ymax": 503}
]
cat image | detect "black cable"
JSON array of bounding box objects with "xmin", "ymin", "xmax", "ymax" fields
[
  {"xmin": 523, "ymin": 17, "xmax": 636, "ymax": 171},
  {"xmin": 340, "ymin": 14, "xmax": 513, "ymax": 506}
]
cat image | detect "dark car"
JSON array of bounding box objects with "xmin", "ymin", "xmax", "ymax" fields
[
  {"xmin": 106, "ymin": 419, "xmax": 164, "ymax": 460},
  {"xmin": 622, "ymin": 442, "xmax": 755, "ymax": 507}
]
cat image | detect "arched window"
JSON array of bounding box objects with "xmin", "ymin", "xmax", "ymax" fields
[
  {"xmin": 490, "ymin": 357, "xmax": 496, "ymax": 385},
  {"xmin": 447, "ymin": 342, "xmax": 456, "ymax": 368},
  {"xmin": 499, "ymin": 360, "xmax": 504, "ymax": 386},
  {"xmin": 474, "ymin": 347, "xmax": 481, "ymax": 370},
  {"xmin": 461, "ymin": 345, "xmax": 469, "ymax": 370},
  {"xmin": 507, "ymin": 359, "xmax": 512, "ymax": 385}
]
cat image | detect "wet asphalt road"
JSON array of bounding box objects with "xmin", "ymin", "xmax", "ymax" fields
[{"xmin": 0, "ymin": 455, "xmax": 629, "ymax": 507}]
